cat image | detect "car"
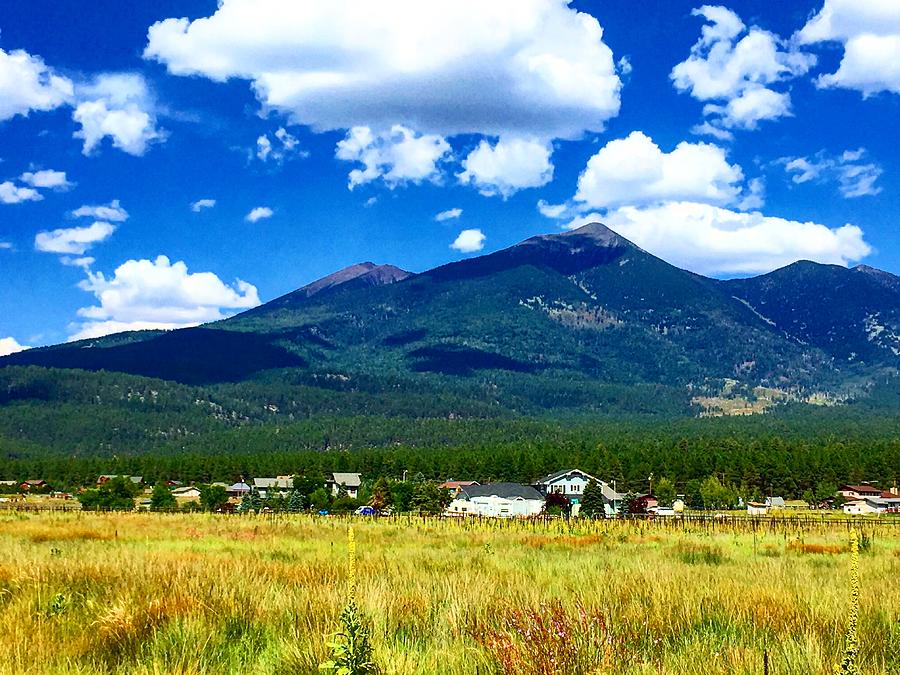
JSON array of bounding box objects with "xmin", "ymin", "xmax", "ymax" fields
[{"xmin": 354, "ymin": 505, "xmax": 376, "ymax": 516}]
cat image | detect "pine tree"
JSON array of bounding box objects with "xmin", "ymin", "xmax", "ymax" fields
[
  {"xmin": 288, "ymin": 489, "xmax": 304, "ymax": 513},
  {"xmin": 150, "ymin": 481, "xmax": 176, "ymax": 511},
  {"xmin": 579, "ymin": 479, "xmax": 606, "ymax": 518}
]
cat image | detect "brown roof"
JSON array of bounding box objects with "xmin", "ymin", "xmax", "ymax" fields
[
  {"xmin": 841, "ymin": 485, "xmax": 881, "ymax": 493},
  {"xmin": 440, "ymin": 481, "xmax": 479, "ymax": 489}
]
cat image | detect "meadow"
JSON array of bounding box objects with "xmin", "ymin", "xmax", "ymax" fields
[{"xmin": 0, "ymin": 512, "xmax": 897, "ymax": 674}]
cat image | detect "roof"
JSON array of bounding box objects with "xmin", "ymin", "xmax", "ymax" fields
[
  {"xmin": 765, "ymin": 497, "xmax": 785, "ymax": 507},
  {"xmin": 330, "ymin": 472, "xmax": 362, "ymax": 487},
  {"xmin": 253, "ymin": 477, "xmax": 293, "ymax": 489},
  {"xmin": 172, "ymin": 486, "xmax": 201, "ymax": 496},
  {"xmin": 534, "ymin": 468, "xmax": 597, "ymax": 485},
  {"xmin": 23, "ymin": 479, "xmax": 47, "ymax": 484},
  {"xmin": 841, "ymin": 484, "xmax": 881, "ymax": 493},
  {"xmin": 440, "ymin": 480, "xmax": 479, "ymax": 489},
  {"xmin": 98, "ymin": 475, "xmax": 142, "ymax": 484},
  {"xmin": 227, "ymin": 482, "xmax": 251, "ymax": 492},
  {"xmin": 460, "ymin": 483, "xmax": 543, "ymax": 501}
]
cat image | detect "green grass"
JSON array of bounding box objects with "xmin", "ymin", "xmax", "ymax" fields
[{"xmin": 0, "ymin": 513, "xmax": 897, "ymax": 674}]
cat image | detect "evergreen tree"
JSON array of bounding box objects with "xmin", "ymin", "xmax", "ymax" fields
[
  {"xmin": 288, "ymin": 489, "xmax": 305, "ymax": 513},
  {"xmin": 200, "ymin": 484, "xmax": 229, "ymax": 512},
  {"xmin": 369, "ymin": 476, "xmax": 392, "ymax": 511},
  {"xmin": 150, "ymin": 481, "xmax": 176, "ymax": 511},
  {"xmin": 579, "ymin": 479, "xmax": 606, "ymax": 518},
  {"xmin": 654, "ymin": 477, "xmax": 676, "ymax": 507}
]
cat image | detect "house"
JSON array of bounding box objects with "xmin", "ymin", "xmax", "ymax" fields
[
  {"xmin": 226, "ymin": 482, "xmax": 251, "ymax": 497},
  {"xmin": 327, "ymin": 473, "xmax": 362, "ymax": 499},
  {"xmin": 533, "ymin": 469, "xmax": 625, "ymax": 516},
  {"xmin": 439, "ymin": 480, "xmax": 479, "ymax": 498},
  {"xmin": 252, "ymin": 477, "xmax": 293, "ymax": 498},
  {"xmin": 20, "ymin": 479, "xmax": 48, "ymax": 491},
  {"xmin": 445, "ymin": 483, "xmax": 544, "ymax": 518},
  {"xmin": 747, "ymin": 501, "xmax": 768, "ymax": 515},
  {"xmin": 765, "ymin": 496, "xmax": 785, "ymax": 510},
  {"xmin": 97, "ymin": 475, "xmax": 143, "ymax": 486},
  {"xmin": 534, "ymin": 469, "xmax": 594, "ymax": 504},
  {"xmin": 172, "ymin": 486, "xmax": 202, "ymax": 500},
  {"xmin": 845, "ymin": 495, "xmax": 900, "ymax": 514},
  {"xmin": 634, "ymin": 494, "xmax": 658, "ymax": 512},
  {"xmin": 838, "ymin": 484, "xmax": 882, "ymax": 500}
]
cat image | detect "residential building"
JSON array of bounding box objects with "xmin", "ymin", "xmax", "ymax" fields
[
  {"xmin": 97, "ymin": 475, "xmax": 143, "ymax": 486},
  {"xmin": 838, "ymin": 484, "xmax": 882, "ymax": 500},
  {"xmin": 327, "ymin": 473, "xmax": 362, "ymax": 498},
  {"xmin": 226, "ymin": 482, "xmax": 251, "ymax": 497},
  {"xmin": 20, "ymin": 479, "xmax": 48, "ymax": 491},
  {"xmin": 172, "ymin": 486, "xmax": 202, "ymax": 500},
  {"xmin": 765, "ymin": 497, "xmax": 785, "ymax": 510},
  {"xmin": 445, "ymin": 483, "xmax": 544, "ymax": 518},
  {"xmin": 844, "ymin": 495, "xmax": 900, "ymax": 515},
  {"xmin": 533, "ymin": 468, "xmax": 624, "ymax": 515},
  {"xmin": 747, "ymin": 501, "xmax": 768, "ymax": 515},
  {"xmin": 253, "ymin": 477, "xmax": 293, "ymax": 499},
  {"xmin": 439, "ymin": 480, "xmax": 479, "ymax": 498}
]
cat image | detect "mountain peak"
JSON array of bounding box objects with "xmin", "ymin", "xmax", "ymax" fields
[{"xmin": 298, "ymin": 262, "xmax": 411, "ymax": 298}]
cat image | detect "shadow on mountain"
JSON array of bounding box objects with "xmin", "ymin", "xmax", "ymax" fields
[
  {"xmin": 408, "ymin": 345, "xmax": 544, "ymax": 376},
  {"xmin": 383, "ymin": 328, "xmax": 429, "ymax": 346},
  {"xmin": 2, "ymin": 327, "xmax": 306, "ymax": 385}
]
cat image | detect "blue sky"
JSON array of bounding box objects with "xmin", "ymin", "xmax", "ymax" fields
[{"xmin": 1, "ymin": 0, "xmax": 898, "ymax": 351}]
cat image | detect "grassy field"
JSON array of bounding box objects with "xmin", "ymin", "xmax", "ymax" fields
[{"xmin": 0, "ymin": 513, "xmax": 897, "ymax": 674}]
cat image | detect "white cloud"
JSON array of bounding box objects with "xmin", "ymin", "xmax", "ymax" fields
[
  {"xmin": 60, "ymin": 256, "xmax": 95, "ymax": 269},
  {"xmin": 246, "ymin": 206, "xmax": 274, "ymax": 222},
  {"xmin": 0, "ymin": 47, "xmax": 74, "ymax": 121},
  {"xmin": 19, "ymin": 169, "xmax": 72, "ymax": 190},
  {"xmin": 537, "ymin": 200, "xmax": 569, "ymax": 219},
  {"xmin": 798, "ymin": 0, "xmax": 900, "ymax": 95},
  {"xmin": 73, "ymin": 74, "xmax": 164, "ymax": 156},
  {"xmin": 450, "ymin": 228, "xmax": 486, "ymax": 253},
  {"xmin": 191, "ymin": 198, "xmax": 216, "ymax": 212},
  {"xmin": 602, "ymin": 201, "xmax": 871, "ymax": 275},
  {"xmin": 574, "ymin": 131, "xmax": 745, "ymax": 210},
  {"xmin": 256, "ymin": 127, "xmax": 306, "ymax": 163},
  {"xmin": 0, "ymin": 181, "xmax": 42, "ymax": 204},
  {"xmin": 335, "ymin": 125, "xmax": 451, "ymax": 189},
  {"xmin": 35, "ymin": 221, "xmax": 116, "ymax": 255},
  {"xmin": 0, "ymin": 242, "xmax": 12, "ymax": 250},
  {"xmin": 780, "ymin": 148, "xmax": 882, "ymax": 198},
  {"xmin": 458, "ymin": 137, "xmax": 553, "ymax": 198},
  {"xmin": 435, "ymin": 208, "xmax": 462, "ymax": 222},
  {"xmin": 70, "ymin": 255, "xmax": 260, "ymax": 340},
  {"xmin": 672, "ymin": 6, "xmax": 815, "ymax": 132},
  {"xmin": 0, "ymin": 337, "xmax": 29, "ymax": 357},
  {"xmin": 71, "ymin": 200, "xmax": 129, "ymax": 222},
  {"xmin": 144, "ymin": 0, "xmax": 622, "ymax": 141}
]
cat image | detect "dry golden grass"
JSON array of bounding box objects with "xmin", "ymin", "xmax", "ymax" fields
[{"xmin": 0, "ymin": 512, "xmax": 897, "ymax": 674}]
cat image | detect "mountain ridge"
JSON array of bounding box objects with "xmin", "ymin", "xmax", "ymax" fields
[{"xmin": 3, "ymin": 222, "xmax": 899, "ymax": 415}]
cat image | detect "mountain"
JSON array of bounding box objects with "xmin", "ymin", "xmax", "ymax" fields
[{"xmin": 3, "ymin": 223, "xmax": 899, "ymax": 416}]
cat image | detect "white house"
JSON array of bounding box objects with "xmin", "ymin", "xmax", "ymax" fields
[
  {"xmin": 747, "ymin": 501, "xmax": 768, "ymax": 515},
  {"xmin": 253, "ymin": 477, "xmax": 293, "ymax": 499},
  {"xmin": 172, "ymin": 486, "xmax": 201, "ymax": 500},
  {"xmin": 533, "ymin": 469, "xmax": 624, "ymax": 516},
  {"xmin": 446, "ymin": 483, "xmax": 544, "ymax": 518},
  {"xmin": 844, "ymin": 496, "xmax": 900, "ymax": 514},
  {"xmin": 327, "ymin": 473, "xmax": 362, "ymax": 499}
]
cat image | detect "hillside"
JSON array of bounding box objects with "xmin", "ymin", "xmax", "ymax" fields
[{"xmin": 3, "ymin": 223, "xmax": 899, "ymax": 419}]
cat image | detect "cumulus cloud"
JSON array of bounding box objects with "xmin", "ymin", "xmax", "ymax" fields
[
  {"xmin": 0, "ymin": 181, "xmax": 42, "ymax": 204},
  {"xmin": 144, "ymin": 0, "xmax": 622, "ymax": 141},
  {"xmin": 780, "ymin": 148, "xmax": 882, "ymax": 198},
  {"xmin": 537, "ymin": 200, "xmax": 569, "ymax": 219},
  {"xmin": 458, "ymin": 137, "xmax": 553, "ymax": 198},
  {"xmin": 246, "ymin": 206, "xmax": 273, "ymax": 222},
  {"xmin": 574, "ymin": 131, "xmax": 745, "ymax": 209},
  {"xmin": 435, "ymin": 208, "xmax": 462, "ymax": 221},
  {"xmin": 798, "ymin": 0, "xmax": 900, "ymax": 95},
  {"xmin": 602, "ymin": 201, "xmax": 871, "ymax": 275},
  {"xmin": 71, "ymin": 200, "xmax": 129, "ymax": 222},
  {"xmin": 450, "ymin": 228, "xmax": 486, "ymax": 253},
  {"xmin": 672, "ymin": 6, "xmax": 815, "ymax": 134},
  {"xmin": 0, "ymin": 337, "xmax": 29, "ymax": 357},
  {"xmin": 335, "ymin": 125, "xmax": 451, "ymax": 189},
  {"xmin": 19, "ymin": 169, "xmax": 72, "ymax": 190},
  {"xmin": 0, "ymin": 46, "xmax": 74, "ymax": 121},
  {"xmin": 73, "ymin": 74, "xmax": 164, "ymax": 156},
  {"xmin": 0, "ymin": 242, "xmax": 13, "ymax": 250},
  {"xmin": 191, "ymin": 198, "xmax": 216, "ymax": 212},
  {"xmin": 256, "ymin": 127, "xmax": 306, "ymax": 163},
  {"xmin": 70, "ymin": 255, "xmax": 260, "ymax": 340},
  {"xmin": 35, "ymin": 222, "xmax": 117, "ymax": 255}
]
